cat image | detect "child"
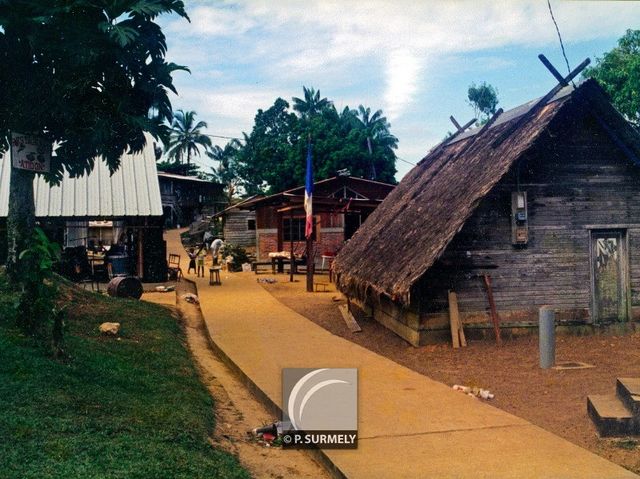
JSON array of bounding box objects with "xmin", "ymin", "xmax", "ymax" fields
[
  {"xmin": 196, "ymin": 246, "xmax": 206, "ymax": 278},
  {"xmin": 187, "ymin": 247, "xmax": 197, "ymax": 275}
]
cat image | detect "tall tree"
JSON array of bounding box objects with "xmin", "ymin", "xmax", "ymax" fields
[
  {"xmin": 584, "ymin": 29, "xmax": 640, "ymax": 127},
  {"xmin": 235, "ymin": 88, "xmax": 397, "ymax": 193},
  {"xmin": 165, "ymin": 110, "xmax": 212, "ymax": 164},
  {"xmin": 467, "ymin": 82, "xmax": 499, "ymax": 124},
  {"xmin": 292, "ymin": 86, "xmax": 331, "ymax": 118},
  {"xmin": 355, "ymin": 106, "xmax": 398, "ymax": 180},
  {"xmin": 0, "ymin": 0, "xmax": 188, "ymax": 274},
  {"xmin": 208, "ymin": 140, "xmax": 242, "ymax": 204},
  {"xmin": 236, "ymin": 98, "xmax": 299, "ymax": 194}
]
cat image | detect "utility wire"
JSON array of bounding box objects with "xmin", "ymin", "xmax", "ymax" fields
[
  {"xmin": 204, "ymin": 133, "xmax": 242, "ymax": 141},
  {"xmin": 396, "ymin": 156, "xmax": 417, "ymax": 167},
  {"xmin": 547, "ymin": 0, "xmax": 575, "ymax": 86}
]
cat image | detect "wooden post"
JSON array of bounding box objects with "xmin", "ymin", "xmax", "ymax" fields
[
  {"xmin": 448, "ymin": 291, "xmax": 466, "ymax": 348},
  {"xmin": 137, "ymin": 224, "xmax": 144, "ymax": 279},
  {"xmin": 289, "ymin": 209, "xmax": 294, "ymax": 283},
  {"xmin": 449, "ymin": 291, "xmax": 460, "ymax": 348},
  {"xmin": 483, "ymin": 275, "xmax": 502, "ymax": 346},
  {"xmin": 306, "ymin": 235, "xmax": 313, "ymax": 292}
]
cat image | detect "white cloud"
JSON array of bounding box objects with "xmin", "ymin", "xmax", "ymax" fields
[
  {"xmin": 384, "ymin": 50, "xmax": 423, "ymax": 121},
  {"xmin": 158, "ymin": 0, "xmax": 640, "ymax": 177},
  {"xmin": 175, "ymin": 86, "xmax": 282, "ymax": 125},
  {"xmin": 165, "ymin": 0, "xmax": 640, "ymax": 121}
]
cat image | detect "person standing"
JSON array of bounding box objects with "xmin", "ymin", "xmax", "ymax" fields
[
  {"xmin": 203, "ymin": 229, "xmax": 214, "ymax": 250},
  {"xmin": 210, "ymin": 238, "xmax": 224, "ymax": 265},
  {"xmin": 196, "ymin": 246, "xmax": 206, "ymax": 278}
]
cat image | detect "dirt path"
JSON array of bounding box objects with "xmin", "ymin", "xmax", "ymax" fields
[
  {"xmin": 167, "ymin": 280, "xmax": 330, "ymax": 479},
  {"xmin": 261, "ymin": 276, "xmax": 640, "ymax": 475}
]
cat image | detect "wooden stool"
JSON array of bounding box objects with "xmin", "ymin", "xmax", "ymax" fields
[{"xmin": 209, "ymin": 267, "xmax": 222, "ymax": 286}]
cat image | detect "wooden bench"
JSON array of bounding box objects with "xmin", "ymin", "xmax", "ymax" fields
[{"xmin": 252, "ymin": 261, "xmax": 272, "ymax": 274}]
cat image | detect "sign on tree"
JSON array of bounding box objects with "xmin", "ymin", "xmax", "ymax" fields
[{"xmin": 11, "ymin": 132, "xmax": 51, "ymax": 173}]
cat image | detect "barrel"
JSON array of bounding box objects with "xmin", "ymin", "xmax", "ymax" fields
[
  {"xmin": 108, "ymin": 254, "xmax": 129, "ymax": 276},
  {"xmin": 107, "ymin": 276, "xmax": 143, "ymax": 299}
]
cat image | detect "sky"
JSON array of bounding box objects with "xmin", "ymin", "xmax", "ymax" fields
[{"xmin": 158, "ymin": 1, "xmax": 640, "ymax": 180}]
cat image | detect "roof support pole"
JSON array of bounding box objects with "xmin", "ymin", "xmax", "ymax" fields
[{"xmin": 289, "ymin": 209, "xmax": 294, "ymax": 283}]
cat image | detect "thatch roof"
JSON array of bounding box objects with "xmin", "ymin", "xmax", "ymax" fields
[{"xmin": 334, "ymin": 79, "xmax": 640, "ymax": 306}]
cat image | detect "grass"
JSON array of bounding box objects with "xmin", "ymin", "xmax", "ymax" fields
[{"xmin": 0, "ymin": 274, "xmax": 249, "ymax": 479}]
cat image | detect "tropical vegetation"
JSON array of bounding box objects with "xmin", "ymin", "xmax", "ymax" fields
[
  {"xmin": 585, "ymin": 29, "xmax": 640, "ymax": 127},
  {"xmin": 229, "ymin": 86, "xmax": 398, "ymax": 195},
  {"xmin": 0, "ymin": 0, "xmax": 188, "ymax": 280},
  {"xmin": 467, "ymin": 82, "xmax": 500, "ymax": 125},
  {"xmin": 165, "ymin": 109, "xmax": 212, "ymax": 164}
]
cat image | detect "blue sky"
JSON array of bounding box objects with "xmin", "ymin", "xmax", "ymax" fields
[{"xmin": 158, "ymin": 1, "xmax": 640, "ymax": 180}]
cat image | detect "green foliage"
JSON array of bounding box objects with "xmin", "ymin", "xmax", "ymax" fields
[
  {"xmin": 220, "ymin": 243, "xmax": 250, "ymax": 272},
  {"xmin": 234, "ymin": 87, "xmax": 398, "ymax": 194},
  {"xmin": 584, "ymin": 29, "xmax": 640, "ymax": 126},
  {"xmin": 467, "ymin": 82, "xmax": 499, "ymax": 124},
  {"xmin": 15, "ymin": 228, "xmax": 62, "ymax": 337},
  {"xmin": 208, "ymin": 140, "xmax": 243, "ymax": 203},
  {"xmin": 165, "ymin": 110, "xmax": 212, "ymax": 164},
  {"xmin": 0, "ymin": 0, "xmax": 189, "ymax": 181},
  {"xmin": 292, "ymin": 86, "xmax": 332, "ymax": 118},
  {"xmin": 0, "ymin": 284, "xmax": 249, "ymax": 478}
]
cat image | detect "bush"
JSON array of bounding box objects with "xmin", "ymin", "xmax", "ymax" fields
[{"xmin": 220, "ymin": 243, "xmax": 249, "ymax": 272}]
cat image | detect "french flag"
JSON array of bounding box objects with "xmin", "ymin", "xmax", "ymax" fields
[{"xmin": 304, "ymin": 142, "xmax": 313, "ymax": 239}]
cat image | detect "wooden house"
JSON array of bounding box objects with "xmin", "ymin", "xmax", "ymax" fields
[
  {"xmin": 0, "ymin": 134, "xmax": 167, "ymax": 281},
  {"xmin": 334, "ymin": 79, "xmax": 640, "ymax": 346},
  {"xmin": 211, "ymin": 198, "xmax": 257, "ymax": 249},
  {"xmin": 241, "ymin": 176, "xmax": 395, "ymax": 264},
  {"xmin": 158, "ymin": 172, "xmax": 225, "ymax": 228}
]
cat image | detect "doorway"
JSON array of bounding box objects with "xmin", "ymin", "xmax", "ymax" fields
[{"xmin": 590, "ymin": 230, "xmax": 629, "ymax": 323}]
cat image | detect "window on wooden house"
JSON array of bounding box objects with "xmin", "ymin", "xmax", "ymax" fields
[
  {"xmin": 283, "ymin": 217, "xmax": 315, "ymax": 241},
  {"xmin": 247, "ymin": 219, "xmax": 256, "ymax": 231}
]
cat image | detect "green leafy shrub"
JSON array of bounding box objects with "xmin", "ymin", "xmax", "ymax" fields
[
  {"xmin": 220, "ymin": 243, "xmax": 249, "ymax": 272},
  {"xmin": 15, "ymin": 228, "xmax": 62, "ymax": 339}
]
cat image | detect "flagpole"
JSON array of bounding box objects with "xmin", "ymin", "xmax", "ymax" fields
[{"xmin": 304, "ymin": 136, "xmax": 314, "ymax": 292}]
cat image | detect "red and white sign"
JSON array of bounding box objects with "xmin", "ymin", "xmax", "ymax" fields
[{"xmin": 11, "ymin": 132, "xmax": 51, "ymax": 173}]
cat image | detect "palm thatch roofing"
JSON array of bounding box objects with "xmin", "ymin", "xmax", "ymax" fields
[{"xmin": 334, "ymin": 79, "xmax": 640, "ymax": 306}]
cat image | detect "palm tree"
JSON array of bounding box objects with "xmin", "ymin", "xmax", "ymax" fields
[
  {"xmin": 355, "ymin": 106, "xmax": 398, "ymax": 180},
  {"xmin": 165, "ymin": 110, "xmax": 212, "ymax": 164},
  {"xmin": 292, "ymin": 86, "xmax": 331, "ymax": 118},
  {"xmin": 208, "ymin": 140, "xmax": 242, "ymax": 204}
]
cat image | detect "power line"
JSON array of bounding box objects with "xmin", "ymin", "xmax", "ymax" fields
[
  {"xmin": 547, "ymin": 0, "xmax": 574, "ymax": 86},
  {"xmin": 396, "ymin": 156, "xmax": 417, "ymax": 167},
  {"xmin": 204, "ymin": 133, "xmax": 242, "ymax": 141}
]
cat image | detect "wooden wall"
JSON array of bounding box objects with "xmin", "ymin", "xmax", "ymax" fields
[
  {"xmin": 415, "ymin": 112, "xmax": 640, "ymax": 329},
  {"xmin": 223, "ymin": 209, "xmax": 256, "ymax": 247}
]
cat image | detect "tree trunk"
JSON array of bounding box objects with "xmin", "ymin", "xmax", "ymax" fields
[
  {"xmin": 366, "ymin": 136, "xmax": 377, "ymax": 180},
  {"xmin": 7, "ymin": 166, "xmax": 35, "ymax": 278}
]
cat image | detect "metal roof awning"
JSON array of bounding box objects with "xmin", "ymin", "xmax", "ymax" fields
[{"xmin": 0, "ymin": 133, "xmax": 163, "ymax": 218}]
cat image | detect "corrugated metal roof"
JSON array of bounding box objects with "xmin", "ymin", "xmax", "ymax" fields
[
  {"xmin": 157, "ymin": 172, "xmax": 215, "ymax": 184},
  {"xmin": 0, "ymin": 133, "xmax": 162, "ymax": 218}
]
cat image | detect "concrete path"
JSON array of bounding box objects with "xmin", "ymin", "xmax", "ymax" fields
[{"xmin": 165, "ymin": 229, "xmax": 637, "ymax": 479}]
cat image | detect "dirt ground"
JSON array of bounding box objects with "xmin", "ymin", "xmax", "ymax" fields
[
  {"xmin": 143, "ymin": 282, "xmax": 330, "ymax": 479},
  {"xmin": 261, "ymin": 275, "xmax": 640, "ymax": 475}
]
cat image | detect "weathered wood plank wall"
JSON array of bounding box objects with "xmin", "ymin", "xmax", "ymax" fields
[
  {"xmin": 416, "ymin": 113, "xmax": 640, "ymax": 326},
  {"xmin": 223, "ymin": 210, "xmax": 256, "ymax": 247}
]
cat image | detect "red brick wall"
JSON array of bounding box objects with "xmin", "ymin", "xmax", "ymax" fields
[
  {"xmin": 257, "ymin": 228, "xmax": 345, "ymax": 263},
  {"xmin": 257, "ymin": 231, "xmax": 278, "ymax": 260}
]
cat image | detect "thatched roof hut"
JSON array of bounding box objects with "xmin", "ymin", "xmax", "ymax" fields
[{"xmin": 334, "ymin": 79, "xmax": 640, "ymax": 344}]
